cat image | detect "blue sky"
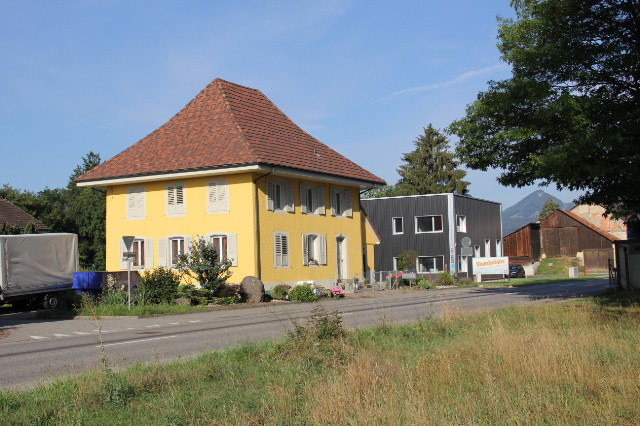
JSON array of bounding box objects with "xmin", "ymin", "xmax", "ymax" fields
[{"xmin": 0, "ymin": 0, "xmax": 583, "ymax": 209}]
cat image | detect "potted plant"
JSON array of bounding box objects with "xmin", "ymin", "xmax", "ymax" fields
[{"xmin": 308, "ymin": 258, "xmax": 319, "ymax": 266}]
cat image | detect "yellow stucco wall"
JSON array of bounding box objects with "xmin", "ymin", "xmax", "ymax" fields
[
  {"xmin": 256, "ymin": 176, "xmax": 364, "ymax": 287},
  {"xmin": 105, "ymin": 172, "xmax": 366, "ymax": 288},
  {"xmin": 106, "ymin": 173, "xmax": 257, "ymax": 283}
]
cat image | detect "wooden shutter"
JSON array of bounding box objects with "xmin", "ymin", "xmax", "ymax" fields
[
  {"xmin": 126, "ymin": 187, "xmax": 145, "ymax": 219},
  {"xmin": 302, "ymin": 234, "xmax": 309, "ymax": 265},
  {"xmin": 144, "ymin": 238, "xmax": 153, "ymax": 269},
  {"xmin": 344, "ymin": 190, "xmax": 352, "ymax": 217},
  {"xmin": 320, "ymin": 235, "xmax": 327, "ymax": 265},
  {"xmin": 285, "ymin": 183, "xmax": 294, "ymax": 213},
  {"xmin": 281, "ymin": 233, "xmax": 289, "ymax": 266},
  {"xmin": 274, "ymin": 233, "xmax": 282, "ymax": 267},
  {"xmin": 207, "ymin": 179, "xmax": 228, "ymax": 213},
  {"xmin": 300, "ymin": 185, "xmax": 308, "ymax": 214},
  {"xmin": 267, "ymin": 181, "xmax": 275, "ymax": 211},
  {"xmin": 227, "ymin": 233, "xmax": 237, "ymax": 267},
  {"xmin": 175, "ymin": 184, "xmax": 185, "ymax": 215},
  {"xmin": 158, "ymin": 238, "xmax": 168, "ymax": 267},
  {"xmin": 330, "ymin": 189, "xmax": 337, "ymax": 216},
  {"xmin": 185, "ymin": 236, "xmax": 194, "ymax": 256},
  {"xmin": 119, "ymin": 240, "xmax": 128, "ymax": 270},
  {"xmin": 317, "ymin": 187, "xmax": 325, "ymax": 214}
]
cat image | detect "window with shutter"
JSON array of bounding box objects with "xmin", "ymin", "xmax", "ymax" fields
[
  {"xmin": 330, "ymin": 188, "xmax": 353, "ymax": 217},
  {"xmin": 170, "ymin": 237, "xmax": 185, "ymax": 265},
  {"xmin": 126, "ymin": 186, "xmax": 146, "ymax": 220},
  {"xmin": 267, "ymin": 180, "xmax": 294, "ymax": 213},
  {"xmin": 207, "ymin": 179, "xmax": 229, "ymax": 214},
  {"xmin": 274, "ymin": 231, "xmax": 289, "ymax": 268},
  {"xmin": 166, "ymin": 183, "xmax": 186, "ymax": 216},
  {"xmin": 301, "ymin": 185, "xmax": 325, "ymax": 215},
  {"xmin": 302, "ymin": 233, "xmax": 327, "ymax": 266}
]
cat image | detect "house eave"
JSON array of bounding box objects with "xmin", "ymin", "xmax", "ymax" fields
[{"xmin": 76, "ymin": 163, "xmax": 386, "ymax": 189}]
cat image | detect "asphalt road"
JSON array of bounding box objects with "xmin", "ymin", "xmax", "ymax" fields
[{"xmin": 0, "ymin": 279, "xmax": 609, "ymax": 390}]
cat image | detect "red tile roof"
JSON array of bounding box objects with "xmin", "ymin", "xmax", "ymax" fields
[
  {"xmin": 77, "ymin": 78, "xmax": 385, "ymax": 185},
  {"xmin": 0, "ymin": 199, "xmax": 50, "ymax": 232}
]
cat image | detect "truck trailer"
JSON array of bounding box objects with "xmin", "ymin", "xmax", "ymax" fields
[{"xmin": 0, "ymin": 233, "xmax": 78, "ymax": 309}]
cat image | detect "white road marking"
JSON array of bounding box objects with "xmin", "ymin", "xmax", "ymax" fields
[
  {"xmin": 74, "ymin": 332, "xmax": 91, "ymax": 335},
  {"xmin": 145, "ymin": 324, "xmax": 161, "ymax": 328},
  {"xmin": 98, "ymin": 335, "xmax": 177, "ymax": 348},
  {"xmin": 30, "ymin": 336, "xmax": 47, "ymax": 340},
  {"xmin": 341, "ymin": 312, "xmax": 354, "ymax": 315},
  {"xmin": 127, "ymin": 327, "xmax": 136, "ymax": 330},
  {"xmin": 189, "ymin": 320, "xmax": 201, "ymax": 323},
  {"xmin": 53, "ymin": 334, "xmax": 70, "ymax": 337},
  {"xmin": 169, "ymin": 322, "xmax": 180, "ymax": 325}
]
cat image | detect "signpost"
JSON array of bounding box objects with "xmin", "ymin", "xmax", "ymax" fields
[
  {"xmin": 472, "ymin": 256, "xmax": 509, "ymax": 283},
  {"xmin": 122, "ymin": 236, "xmax": 135, "ymax": 311}
]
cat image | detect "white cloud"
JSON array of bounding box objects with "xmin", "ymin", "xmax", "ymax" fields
[{"xmin": 379, "ymin": 64, "xmax": 509, "ymax": 101}]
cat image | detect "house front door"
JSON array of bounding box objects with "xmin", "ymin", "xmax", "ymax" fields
[{"xmin": 336, "ymin": 236, "xmax": 347, "ymax": 280}]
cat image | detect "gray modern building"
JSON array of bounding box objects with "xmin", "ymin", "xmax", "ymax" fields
[{"xmin": 361, "ymin": 194, "xmax": 503, "ymax": 276}]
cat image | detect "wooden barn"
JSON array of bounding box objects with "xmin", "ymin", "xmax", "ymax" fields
[
  {"xmin": 503, "ymin": 222, "xmax": 540, "ymax": 265},
  {"xmin": 503, "ymin": 209, "xmax": 618, "ymax": 270}
]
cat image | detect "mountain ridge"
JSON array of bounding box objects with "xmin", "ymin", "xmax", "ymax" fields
[{"xmin": 502, "ymin": 190, "xmax": 573, "ymax": 235}]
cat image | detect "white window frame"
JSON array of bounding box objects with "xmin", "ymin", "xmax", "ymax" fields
[
  {"xmin": 415, "ymin": 215, "xmax": 443, "ymax": 234},
  {"xmin": 393, "ymin": 257, "xmax": 399, "ymax": 271},
  {"xmin": 474, "ymin": 245, "xmax": 481, "ymax": 258},
  {"xmin": 300, "ymin": 184, "xmax": 326, "ymax": 215},
  {"xmin": 206, "ymin": 232, "xmax": 238, "ymax": 267},
  {"xmin": 330, "ymin": 188, "xmax": 353, "ymax": 218},
  {"xmin": 166, "ymin": 182, "xmax": 186, "ymax": 217},
  {"xmin": 170, "ymin": 237, "xmax": 185, "ymax": 266},
  {"xmin": 119, "ymin": 236, "xmax": 153, "ymax": 271},
  {"xmin": 267, "ymin": 180, "xmax": 294, "ymax": 213},
  {"xmin": 207, "ymin": 179, "xmax": 229, "ymax": 214},
  {"xmin": 484, "ymin": 239, "xmax": 491, "ymax": 257},
  {"xmin": 496, "ymin": 239, "xmax": 502, "ymax": 257},
  {"xmin": 274, "ymin": 231, "xmax": 289, "ymax": 268},
  {"xmin": 302, "ymin": 233, "xmax": 327, "ymax": 266},
  {"xmin": 459, "ymin": 256, "xmax": 469, "ymax": 273},
  {"xmin": 157, "ymin": 235, "xmax": 192, "ymax": 268},
  {"xmin": 456, "ymin": 215, "xmax": 467, "ymax": 233},
  {"xmin": 392, "ymin": 217, "xmax": 404, "ymax": 235},
  {"xmin": 126, "ymin": 186, "xmax": 146, "ymax": 220},
  {"xmin": 417, "ymin": 255, "xmax": 445, "ymax": 273}
]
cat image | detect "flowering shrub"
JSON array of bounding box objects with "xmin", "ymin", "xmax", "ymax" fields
[{"xmin": 387, "ymin": 271, "xmax": 404, "ymax": 287}]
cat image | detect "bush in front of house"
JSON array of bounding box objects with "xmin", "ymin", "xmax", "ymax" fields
[
  {"xmin": 289, "ymin": 284, "xmax": 316, "ymax": 303},
  {"xmin": 271, "ymin": 284, "xmax": 291, "ymax": 300},
  {"xmin": 176, "ymin": 237, "xmax": 232, "ymax": 294},
  {"xmin": 416, "ymin": 278, "xmax": 433, "ymax": 290},
  {"xmin": 436, "ymin": 272, "xmax": 454, "ymax": 287},
  {"xmin": 138, "ymin": 267, "xmax": 180, "ymax": 304}
]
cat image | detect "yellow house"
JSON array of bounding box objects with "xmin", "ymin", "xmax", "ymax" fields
[{"xmin": 76, "ymin": 78, "xmax": 385, "ymax": 288}]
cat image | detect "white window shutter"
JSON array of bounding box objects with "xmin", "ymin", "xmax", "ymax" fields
[
  {"xmin": 285, "ymin": 183, "xmax": 294, "ymax": 212},
  {"xmin": 274, "ymin": 233, "xmax": 281, "ymax": 267},
  {"xmin": 144, "ymin": 238, "xmax": 153, "ymax": 269},
  {"xmin": 330, "ymin": 189, "xmax": 337, "ymax": 216},
  {"xmin": 300, "ymin": 185, "xmax": 307, "ymax": 214},
  {"xmin": 126, "ymin": 187, "xmax": 145, "ymax": 219},
  {"xmin": 207, "ymin": 179, "xmax": 228, "ymax": 213},
  {"xmin": 228, "ymin": 233, "xmax": 237, "ymax": 267},
  {"xmin": 344, "ymin": 190, "xmax": 353, "ymax": 217},
  {"xmin": 281, "ymin": 234, "xmax": 289, "ymax": 266},
  {"xmin": 185, "ymin": 236, "xmax": 194, "ymax": 256},
  {"xmin": 302, "ymin": 234, "xmax": 309, "ymax": 265},
  {"xmin": 166, "ymin": 186, "xmax": 175, "ymax": 216},
  {"xmin": 158, "ymin": 238, "xmax": 168, "ymax": 267},
  {"xmin": 175, "ymin": 184, "xmax": 186, "ymax": 215},
  {"xmin": 317, "ymin": 187, "xmax": 325, "ymax": 214},
  {"xmin": 119, "ymin": 240, "xmax": 128, "ymax": 270},
  {"xmin": 320, "ymin": 235, "xmax": 327, "ymax": 265},
  {"xmin": 267, "ymin": 181, "xmax": 275, "ymax": 211}
]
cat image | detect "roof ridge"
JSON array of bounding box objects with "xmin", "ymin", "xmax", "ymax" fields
[{"xmin": 561, "ymin": 209, "xmax": 619, "ymax": 241}]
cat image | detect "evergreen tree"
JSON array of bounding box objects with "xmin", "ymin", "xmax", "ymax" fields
[
  {"xmin": 23, "ymin": 221, "xmax": 36, "ymax": 234},
  {"xmin": 396, "ymin": 124, "xmax": 469, "ymax": 196},
  {"xmin": 538, "ymin": 196, "xmax": 560, "ymax": 221},
  {"xmin": 361, "ymin": 184, "xmax": 399, "ymax": 199}
]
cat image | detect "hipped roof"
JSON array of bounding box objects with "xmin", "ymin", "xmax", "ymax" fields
[
  {"xmin": 76, "ymin": 78, "xmax": 385, "ymax": 186},
  {"xmin": 0, "ymin": 199, "xmax": 50, "ymax": 232}
]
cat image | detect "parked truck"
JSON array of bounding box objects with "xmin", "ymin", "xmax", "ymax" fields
[{"xmin": 0, "ymin": 233, "xmax": 78, "ymax": 309}]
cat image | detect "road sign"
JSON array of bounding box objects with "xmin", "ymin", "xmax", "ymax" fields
[
  {"xmin": 122, "ymin": 236, "xmax": 135, "ymax": 251},
  {"xmin": 122, "ymin": 251, "xmax": 136, "ymax": 258}
]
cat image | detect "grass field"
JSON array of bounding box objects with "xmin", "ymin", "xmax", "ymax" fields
[{"xmin": 1, "ymin": 290, "xmax": 638, "ymax": 424}]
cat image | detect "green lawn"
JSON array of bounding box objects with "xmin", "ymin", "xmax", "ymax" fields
[{"xmin": 2, "ymin": 290, "xmax": 638, "ymax": 425}]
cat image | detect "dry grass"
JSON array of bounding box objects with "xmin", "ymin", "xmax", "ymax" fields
[{"xmin": 1, "ymin": 292, "xmax": 639, "ymax": 425}]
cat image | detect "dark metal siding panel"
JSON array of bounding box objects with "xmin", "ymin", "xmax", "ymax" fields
[
  {"xmin": 362, "ymin": 195, "xmax": 451, "ymax": 271},
  {"xmin": 454, "ymin": 196, "xmax": 502, "ymax": 258}
]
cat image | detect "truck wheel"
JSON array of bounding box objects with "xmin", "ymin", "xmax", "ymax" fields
[{"xmin": 43, "ymin": 293, "xmax": 59, "ymax": 310}]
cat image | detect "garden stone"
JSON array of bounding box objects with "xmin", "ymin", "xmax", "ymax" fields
[{"xmin": 240, "ymin": 276, "xmax": 265, "ymax": 302}]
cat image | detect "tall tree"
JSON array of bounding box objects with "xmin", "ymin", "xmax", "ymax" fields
[
  {"xmin": 361, "ymin": 184, "xmax": 399, "ymax": 199},
  {"xmin": 67, "ymin": 152, "xmax": 106, "ymax": 269},
  {"xmin": 396, "ymin": 124, "xmax": 470, "ymax": 196},
  {"xmin": 449, "ymin": 0, "xmax": 640, "ymax": 228},
  {"xmin": 538, "ymin": 196, "xmax": 560, "ymax": 221}
]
